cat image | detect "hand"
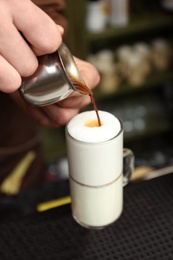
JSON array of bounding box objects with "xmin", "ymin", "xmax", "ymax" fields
[
  {"xmin": 32, "ymin": 0, "xmax": 67, "ymax": 31},
  {"xmin": 10, "ymin": 57, "xmax": 100, "ymax": 128},
  {"xmin": 0, "ymin": 0, "xmax": 63, "ymax": 93}
]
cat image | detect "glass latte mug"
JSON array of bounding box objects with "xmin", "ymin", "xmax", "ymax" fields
[{"xmin": 65, "ymin": 110, "xmax": 134, "ymax": 229}]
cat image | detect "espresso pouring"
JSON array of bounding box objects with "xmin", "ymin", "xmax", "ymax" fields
[{"xmin": 69, "ymin": 75, "xmax": 101, "ymax": 127}]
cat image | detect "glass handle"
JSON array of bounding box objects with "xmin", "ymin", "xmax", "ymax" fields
[{"xmin": 123, "ymin": 148, "xmax": 134, "ymax": 187}]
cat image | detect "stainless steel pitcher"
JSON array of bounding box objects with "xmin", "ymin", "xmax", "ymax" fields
[{"xmin": 19, "ymin": 43, "xmax": 85, "ymax": 106}]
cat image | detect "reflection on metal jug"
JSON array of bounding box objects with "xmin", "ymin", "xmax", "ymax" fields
[{"xmin": 19, "ymin": 43, "xmax": 85, "ymax": 106}]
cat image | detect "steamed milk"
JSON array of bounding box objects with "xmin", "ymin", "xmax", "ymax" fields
[
  {"xmin": 70, "ymin": 175, "xmax": 123, "ymax": 227},
  {"xmin": 66, "ymin": 110, "xmax": 123, "ymax": 228}
]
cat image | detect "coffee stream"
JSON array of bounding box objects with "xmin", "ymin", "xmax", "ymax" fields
[{"xmin": 70, "ymin": 75, "xmax": 101, "ymax": 127}]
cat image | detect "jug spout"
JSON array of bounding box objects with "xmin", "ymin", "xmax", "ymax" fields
[{"xmin": 19, "ymin": 43, "xmax": 86, "ymax": 106}]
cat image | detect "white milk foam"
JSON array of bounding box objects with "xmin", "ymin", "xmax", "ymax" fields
[{"xmin": 67, "ymin": 110, "xmax": 121, "ymax": 143}]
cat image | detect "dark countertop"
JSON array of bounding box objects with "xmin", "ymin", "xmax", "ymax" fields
[{"xmin": 0, "ymin": 173, "xmax": 172, "ymax": 260}]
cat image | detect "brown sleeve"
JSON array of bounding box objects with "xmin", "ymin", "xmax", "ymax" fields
[{"xmin": 0, "ymin": 93, "xmax": 46, "ymax": 194}]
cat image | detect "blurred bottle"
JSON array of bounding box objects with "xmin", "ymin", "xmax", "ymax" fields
[
  {"xmin": 108, "ymin": 0, "xmax": 129, "ymax": 27},
  {"xmin": 161, "ymin": 0, "xmax": 173, "ymax": 13},
  {"xmin": 86, "ymin": 0, "xmax": 109, "ymax": 32}
]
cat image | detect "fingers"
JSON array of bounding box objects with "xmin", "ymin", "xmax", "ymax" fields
[
  {"xmin": 35, "ymin": 1, "xmax": 68, "ymax": 32},
  {"xmin": 74, "ymin": 57, "xmax": 100, "ymax": 90},
  {"xmin": 32, "ymin": 0, "xmax": 65, "ymax": 10},
  {"xmin": 0, "ymin": 21, "xmax": 38, "ymax": 78},
  {"xmin": 39, "ymin": 104, "xmax": 78, "ymax": 127},
  {"xmin": 27, "ymin": 94, "xmax": 90, "ymax": 128},
  {"xmin": 58, "ymin": 94, "xmax": 91, "ymax": 109},
  {"xmin": 12, "ymin": 0, "xmax": 63, "ymax": 55},
  {"xmin": 26, "ymin": 105, "xmax": 79, "ymax": 128},
  {"xmin": 0, "ymin": 0, "xmax": 63, "ymax": 93},
  {"xmin": 38, "ymin": 93, "xmax": 91, "ymax": 127},
  {"xmin": 0, "ymin": 55, "xmax": 22, "ymax": 93},
  {"xmin": 26, "ymin": 105, "xmax": 60, "ymax": 128}
]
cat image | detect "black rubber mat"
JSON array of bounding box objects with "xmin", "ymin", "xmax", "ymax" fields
[{"xmin": 0, "ymin": 173, "xmax": 172, "ymax": 260}]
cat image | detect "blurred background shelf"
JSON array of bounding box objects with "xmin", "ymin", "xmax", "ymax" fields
[
  {"xmin": 87, "ymin": 12, "xmax": 173, "ymax": 42},
  {"xmin": 39, "ymin": 0, "xmax": 173, "ymax": 164},
  {"xmin": 65, "ymin": 0, "xmax": 173, "ymax": 58},
  {"xmin": 94, "ymin": 69, "xmax": 173, "ymax": 99}
]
